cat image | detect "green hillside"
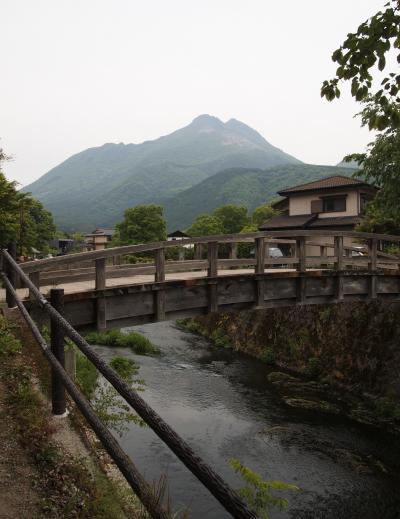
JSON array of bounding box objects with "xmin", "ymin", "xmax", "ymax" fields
[
  {"xmin": 163, "ymin": 164, "xmax": 359, "ymax": 231},
  {"xmin": 23, "ymin": 115, "xmax": 301, "ymax": 231}
]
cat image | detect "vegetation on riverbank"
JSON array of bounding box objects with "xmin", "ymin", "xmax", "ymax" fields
[
  {"xmin": 85, "ymin": 329, "xmax": 160, "ymax": 355},
  {"xmin": 176, "ymin": 318, "xmax": 232, "ymax": 349},
  {"xmin": 0, "ymin": 312, "xmax": 145, "ymax": 518}
]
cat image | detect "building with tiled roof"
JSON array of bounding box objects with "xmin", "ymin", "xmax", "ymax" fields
[{"xmin": 260, "ymin": 174, "xmax": 378, "ymax": 254}]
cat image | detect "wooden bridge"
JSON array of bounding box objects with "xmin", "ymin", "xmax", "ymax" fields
[
  {"xmin": 13, "ymin": 230, "xmax": 400, "ymax": 330},
  {"xmin": 1, "ymin": 229, "xmax": 400, "ymax": 519}
]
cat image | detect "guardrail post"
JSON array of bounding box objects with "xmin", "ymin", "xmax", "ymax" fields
[
  {"xmin": 194, "ymin": 243, "xmax": 203, "ymax": 260},
  {"xmin": 334, "ymin": 236, "xmax": 344, "ymax": 301},
  {"xmin": 296, "ymin": 237, "xmax": 306, "ymax": 303},
  {"xmin": 6, "ymin": 242, "xmax": 17, "ymax": 308},
  {"xmin": 50, "ymin": 288, "xmax": 66, "ymax": 416},
  {"xmin": 154, "ymin": 248, "xmax": 166, "ymax": 321},
  {"xmin": 29, "ymin": 271, "xmax": 40, "ymax": 300},
  {"xmin": 207, "ymin": 242, "xmax": 218, "ymax": 313},
  {"xmin": 368, "ymin": 238, "xmax": 378, "ymax": 299},
  {"xmin": 95, "ymin": 258, "xmax": 106, "ymax": 330}
]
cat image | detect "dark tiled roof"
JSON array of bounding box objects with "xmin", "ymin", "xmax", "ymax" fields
[
  {"xmin": 278, "ymin": 175, "xmax": 371, "ymax": 195},
  {"xmin": 91, "ymin": 228, "xmax": 115, "ymax": 236},
  {"xmin": 260, "ymin": 214, "xmax": 316, "ymax": 230},
  {"xmin": 168, "ymin": 230, "xmax": 189, "ymax": 237},
  {"xmin": 308, "ymin": 216, "xmax": 362, "ymax": 228}
]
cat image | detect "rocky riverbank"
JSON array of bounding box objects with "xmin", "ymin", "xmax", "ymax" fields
[{"xmin": 179, "ymin": 301, "xmax": 400, "ymax": 435}]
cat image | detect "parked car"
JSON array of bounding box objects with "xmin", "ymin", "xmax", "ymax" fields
[{"xmin": 268, "ymin": 247, "xmax": 283, "ymax": 258}]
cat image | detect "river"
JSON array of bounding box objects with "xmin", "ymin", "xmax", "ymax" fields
[{"xmin": 93, "ymin": 321, "xmax": 400, "ymax": 518}]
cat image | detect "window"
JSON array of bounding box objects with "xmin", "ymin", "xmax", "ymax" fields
[{"xmin": 322, "ymin": 197, "xmax": 346, "ymax": 213}]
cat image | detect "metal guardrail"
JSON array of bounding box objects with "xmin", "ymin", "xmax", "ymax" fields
[{"xmin": 1, "ymin": 246, "xmax": 258, "ymax": 519}]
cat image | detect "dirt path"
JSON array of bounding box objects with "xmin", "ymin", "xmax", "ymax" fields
[{"xmin": 0, "ymin": 379, "xmax": 41, "ymax": 519}]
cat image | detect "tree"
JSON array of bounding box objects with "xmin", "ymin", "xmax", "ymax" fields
[
  {"xmin": 251, "ymin": 203, "xmax": 279, "ymax": 228},
  {"xmin": 353, "ymin": 131, "xmax": 400, "ymax": 233},
  {"xmin": 17, "ymin": 196, "xmax": 56, "ymax": 255},
  {"xmin": 186, "ymin": 214, "xmax": 224, "ymax": 236},
  {"xmin": 114, "ymin": 204, "xmax": 167, "ymax": 245},
  {"xmin": 213, "ymin": 205, "xmax": 249, "ymax": 234},
  {"xmin": 321, "ymin": 0, "xmax": 400, "ymax": 131},
  {"xmin": 0, "ymin": 148, "xmax": 56, "ymax": 253},
  {"xmin": 0, "ymin": 173, "xmax": 19, "ymax": 247},
  {"xmin": 321, "ymin": 1, "xmax": 400, "ymax": 234}
]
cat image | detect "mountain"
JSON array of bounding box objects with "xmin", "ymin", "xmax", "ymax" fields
[
  {"xmin": 336, "ymin": 159, "xmax": 359, "ymax": 169},
  {"xmin": 163, "ymin": 164, "xmax": 357, "ymax": 231},
  {"xmin": 23, "ymin": 115, "xmax": 301, "ymax": 231}
]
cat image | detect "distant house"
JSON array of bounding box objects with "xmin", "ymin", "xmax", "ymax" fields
[
  {"xmin": 260, "ymin": 175, "xmax": 378, "ymax": 254},
  {"xmin": 167, "ymin": 230, "xmax": 189, "ymax": 241},
  {"xmin": 49, "ymin": 238, "xmax": 75, "ymax": 255},
  {"xmin": 84, "ymin": 228, "xmax": 115, "ymax": 251}
]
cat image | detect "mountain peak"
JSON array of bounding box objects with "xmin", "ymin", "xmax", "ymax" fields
[{"xmin": 190, "ymin": 114, "xmax": 224, "ymax": 129}]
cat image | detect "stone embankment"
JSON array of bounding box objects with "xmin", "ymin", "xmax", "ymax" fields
[{"xmin": 189, "ymin": 301, "xmax": 400, "ymax": 434}]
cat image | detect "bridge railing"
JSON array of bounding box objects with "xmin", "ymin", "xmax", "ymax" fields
[
  {"xmin": 16, "ymin": 230, "xmax": 400, "ymax": 296},
  {"xmin": 1, "ymin": 247, "xmax": 258, "ymax": 519}
]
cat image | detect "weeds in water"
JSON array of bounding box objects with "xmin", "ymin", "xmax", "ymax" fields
[
  {"xmin": 175, "ymin": 318, "xmax": 205, "ymax": 335},
  {"xmin": 229, "ymin": 458, "xmax": 298, "ymax": 519},
  {"xmin": 85, "ymin": 329, "xmax": 159, "ymax": 355},
  {"xmin": 210, "ymin": 329, "xmax": 232, "ymax": 349}
]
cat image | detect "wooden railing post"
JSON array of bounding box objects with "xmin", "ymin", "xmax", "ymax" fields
[
  {"xmin": 29, "ymin": 271, "xmax": 40, "ymax": 300},
  {"xmin": 255, "ymin": 237, "xmax": 265, "ymax": 274},
  {"xmin": 154, "ymin": 248, "xmax": 166, "ymax": 321},
  {"xmin": 296, "ymin": 237, "xmax": 306, "ymax": 303},
  {"xmin": 368, "ymin": 238, "xmax": 378, "ymax": 299},
  {"xmin": 296, "ymin": 237, "xmax": 306, "ymax": 272},
  {"xmin": 254, "ymin": 237, "xmax": 265, "ymax": 307},
  {"xmin": 50, "ymin": 288, "xmax": 66, "ymax": 416},
  {"xmin": 229, "ymin": 242, "xmax": 237, "ymax": 260},
  {"xmin": 5, "ymin": 242, "xmax": 17, "ymax": 308},
  {"xmin": 334, "ymin": 236, "xmax": 344, "ymax": 270},
  {"xmin": 207, "ymin": 242, "xmax": 218, "ymax": 313},
  {"xmin": 95, "ymin": 258, "xmax": 106, "ymax": 330},
  {"xmin": 207, "ymin": 242, "xmax": 218, "ymax": 277},
  {"xmin": 194, "ymin": 243, "xmax": 203, "ymax": 260},
  {"xmin": 334, "ymin": 236, "xmax": 344, "ymax": 301}
]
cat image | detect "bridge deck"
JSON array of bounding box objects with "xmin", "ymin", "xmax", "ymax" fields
[{"xmin": 0, "ymin": 267, "xmax": 295, "ymax": 301}]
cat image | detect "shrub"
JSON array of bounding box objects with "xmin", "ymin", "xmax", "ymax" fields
[
  {"xmin": 261, "ymin": 349, "xmax": 276, "ymax": 365},
  {"xmin": 229, "ymin": 458, "xmax": 298, "ymax": 519},
  {"xmin": 305, "ymin": 357, "xmax": 321, "ymax": 378}
]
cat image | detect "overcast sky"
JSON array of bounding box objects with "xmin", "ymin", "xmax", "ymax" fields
[{"xmin": 2, "ymin": 0, "xmax": 385, "ymax": 187}]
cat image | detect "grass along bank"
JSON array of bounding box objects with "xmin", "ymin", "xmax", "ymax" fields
[{"xmin": 0, "ymin": 310, "xmax": 147, "ymax": 518}]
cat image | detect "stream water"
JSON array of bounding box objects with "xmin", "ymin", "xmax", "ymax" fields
[{"xmin": 93, "ymin": 321, "xmax": 400, "ymax": 518}]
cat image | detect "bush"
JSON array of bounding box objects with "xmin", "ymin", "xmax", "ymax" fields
[
  {"xmin": 305, "ymin": 357, "xmax": 321, "ymax": 378},
  {"xmin": 229, "ymin": 458, "xmax": 298, "ymax": 519},
  {"xmin": 76, "ymin": 353, "xmax": 99, "ymax": 398},
  {"xmin": 85, "ymin": 330, "xmax": 159, "ymax": 355},
  {"xmin": 261, "ymin": 349, "xmax": 276, "ymax": 365}
]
